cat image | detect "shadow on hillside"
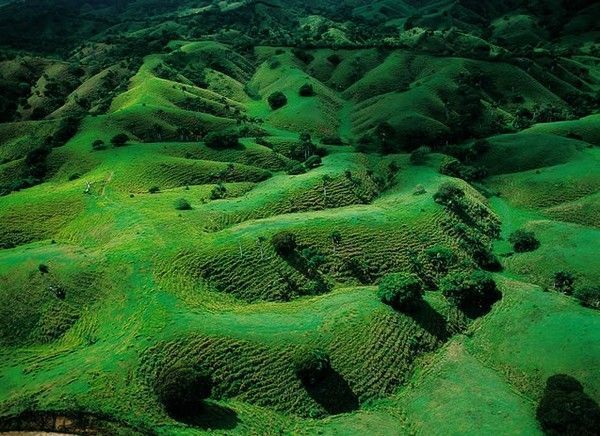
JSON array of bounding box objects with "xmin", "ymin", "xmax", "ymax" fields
[
  {"xmin": 409, "ymin": 300, "xmax": 450, "ymax": 341},
  {"xmin": 304, "ymin": 369, "xmax": 359, "ymax": 415},
  {"xmin": 179, "ymin": 402, "xmax": 240, "ymax": 430}
]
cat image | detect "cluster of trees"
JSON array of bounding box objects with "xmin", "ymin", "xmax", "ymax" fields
[
  {"xmin": 154, "ymin": 364, "xmax": 212, "ymax": 418},
  {"xmin": 536, "ymin": 374, "xmax": 600, "ymax": 435}
]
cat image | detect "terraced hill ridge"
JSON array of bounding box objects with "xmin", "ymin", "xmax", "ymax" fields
[{"xmin": 0, "ymin": 0, "xmax": 599, "ymax": 435}]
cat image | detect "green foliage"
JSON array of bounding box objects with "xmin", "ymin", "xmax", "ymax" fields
[
  {"xmin": 174, "ymin": 198, "xmax": 192, "ymax": 211},
  {"xmin": 38, "ymin": 264, "xmax": 49, "ymax": 274},
  {"xmin": 536, "ymin": 374, "xmax": 600, "ymax": 435},
  {"xmin": 304, "ymin": 155, "xmax": 321, "ymax": 169},
  {"xmin": 553, "ymin": 271, "xmax": 575, "ymax": 295},
  {"xmin": 439, "ymin": 270, "xmax": 501, "ymax": 315},
  {"xmin": 424, "ymin": 245, "xmax": 456, "ymax": 277},
  {"xmin": 574, "ymin": 286, "xmax": 600, "ymax": 310},
  {"xmin": 293, "ymin": 348, "xmax": 331, "ymax": 386},
  {"xmin": 433, "ymin": 183, "xmax": 465, "ymax": 209},
  {"xmin": 148, "ymin": 186, "xmax": 160, "ymax": 194},
  {"xmin": 299, "ymin": 83, "xmax": 315, "ymax": 97},
  {"xmin": 92, "ymin": 139, "xmax": 106, "ymax": 151},
  {"xmin": 154, "ymin": 364, "xmax": 212, "ymax": 417},
  {"xmin": 287, "ymin": 162, "xmax": 307, "ymax": 175},
  {"xmin": 271, "ymin": 231, "xmax": 297, "ymax": 256},
  {"xmin": 204, "ymin": 131, "xmax": 240, "ymax": 149},
  {"xmin": 210, "ymin": 183, "xmax": 227, "ymax": 200},
  {"xmin": 508, "ymin": 230, "xmax": 540, "ymax": 253},
  {"xmin": 268, "ymin": 91, "xmax": 287, "ymax": 110},
  {"xmin": 111, "ymin": 133, "xmax": 129, "ymax": 147},
  {"xmin": 377, "ymin": 272, "xmax": 423, "ymax": 311}
]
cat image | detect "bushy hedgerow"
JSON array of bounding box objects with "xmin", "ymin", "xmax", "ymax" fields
[
  {"xmin": 508, "ymin": 229, "xmax": 540, "ymax": 253},
  {"xmin": 377, "ymin": 272, "xmax": 423, "ymax": 311},
  {"xmin": 154, "ymin": 364, "xmax": 212, "ymax": 417},
  {"xmin": 536, "ymin": 374, "xmax": 600, "ymax": 435}
]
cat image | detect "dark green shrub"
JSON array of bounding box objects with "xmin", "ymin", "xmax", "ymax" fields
[
  {"xmin": 204, "ymin": 131, "xmax": 240, "ymax": 149},
  {"xmin": 536, "ymin": 374, "xmax": 600, "ymax": 435},
  {"xmin": 327, "ymin": 54, "xmax": 342, "ymax": 65},
  {"xmin": 424, "ymin": 245, "xmax": 456, "ymax": 277},
  {"xmin": 304, "ymin": 155, "xmax": 322, "ymax": 168},
  {"xmin": 292, "ymin": 48, "xmax": 314, "ymax": 64},
  {"xmin": 377, "ymin": 272, "xmax": 423, "ymax": 311},
  {"xmin": 287, "ymin": 162, "xmax": 307, "ymax": 175},
  {"xmin": 553, "ymin": 271, "xmax": 575, "ymax": 294},
  {"xmin": 271, "ymin": 231, "xmax": 297, "ymax": 256},
  {"xmin": 210, "ymin": 183, "xmax": 227, "ymax": 200},
  {"xmin": 92, "ymin": 139, "xmax": 106, "ymax": 150},
  {"xmin": 574, "ymin": 286, "xmax": 600, "ymax": 309},
  {"xmin": 111, "ymin": 133, "xmax": 129, "ymax": 147},
  {"xmin": 154, "ymin": 364, "xmax": 212, "ymax": 417},
  {"xmin": 294, "ymin": 348, "xmax": 331, "ymax": 386},
  {"xmin": 439, "ymin": 270, "xmax": 501, "ymax": 314},
  {"xmin": 509, "ymin": 229, "xmax": 540, "ymax": 252},
  {"xmin": 174, "ymin": 198, "xmax": 192, "ymax": 210},
  {"xmin": 268, "ymin": 91, "xmax": 287, "ymax": 110},
  {"xmin": 38, "ymin": 264, "xmax": 49, "ymax": 274},
  {"xmin": 149, "ymin": 186, "xmax": 160, "ymax": 194},
  {"xmin": 300, "ymin": 247, "xmax": 326, "ymax": 274},
  {"xmin": 299, "ymin": 83, "xmax": 315, "ymax": 97},
  {"xmin": 320, "ymin": 136, "xmax": 344, "ymax": 145}
]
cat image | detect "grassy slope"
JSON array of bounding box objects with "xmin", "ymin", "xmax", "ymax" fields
[{"xmin": 1, "ymin": 34, "xmax": 599, "ymax": 435}]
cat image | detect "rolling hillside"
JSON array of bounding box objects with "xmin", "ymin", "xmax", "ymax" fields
[{"xmin": 0, "ymin": 0, "xmax": 599, "ymax": 434}]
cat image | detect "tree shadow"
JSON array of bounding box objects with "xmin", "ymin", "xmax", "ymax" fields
[
  {"xmin": 461, "ymin": 287, "xmax": 502, "ymax": 319},
  {"xmin": 175, "ymin": 402, "xmax": 240, "ymax": 431},
  {"xmin": 303, "ymin": 369, "xmax": 359, "ymax": 415},
  {"xmin": 409, "ymin": 300, "xmax": 450, "ymax": 341}
]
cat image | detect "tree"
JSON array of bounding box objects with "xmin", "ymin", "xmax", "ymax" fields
[
  {"xmin": 439, "ymin": 270, "xmax": 501, "ymax": 314},
  {"xmin": 268, "ymin": 91, "xmax": 287, "ymax": 110},
  {"xmin": 509, "ymin": 229, "xmax": 540, "ymax": 252},
  {"xmin": 574, "ymin": 286, "xmax": 600, "ymax": 310},
  {"xmin": 174, "ymin": 198, "xmax": 192, "ymax": 210},
  {"xmin": 38, "ymin": 264, "xmax": 49, "ymax": 274},
  {"xmin": 330, "ymin": 231, "xmax": 342, "ymax": 253},
  {"xmin": 553, "ymin": 271, "xmax": 575, "ymax": 294},
  {"xmin": 304, "ymin": 155, "xmax": 321, "ymax": 168},
  {"xmin": 299, "ymin": 83, "xmax": 315, "ymax": 97},
  {"xmin": 300, "ymin": 247, "xmax": 326, "ymax": 275},
  {"xmin": 210, "ymin": 183, "xmax": 227, "ymax": 200},
  {"xmin": 271, "ymin": 231, "xmax": 297, "ymax": 256},
  {"xmin": 294, "ymin": 348, "xmax": 331, "ymax": 386},
  {"xmin": 377, "ymin": 272, "xmax": 423, "ymax": 311},
  {"xmin": 92, "ymin": 139, "xmax": 106, "ymax": 151},
  {"xmin": 154, "ymin": 364, "xmax": 212, "ymax": 417},
  {"xmin": 204, "ymin": 131, "xmax": 240, "ymax": 149},
  {"xmin": 424, "ymin": 245, "xmax": 456, "ymax": 277},
  {"xmin": 536, "ymin": 374, "xmax": 600, "ymax": 435},
  {"xmin": 111, "ymin": 133, "xmax": 129, "ymax": 147},
  {"xmin": 149, "ymin": 186, "xmax": 160, "ymax": 194},
  {"xmin": 433, "ymin": 182, "xmax": 465, "ymax": 208}
]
